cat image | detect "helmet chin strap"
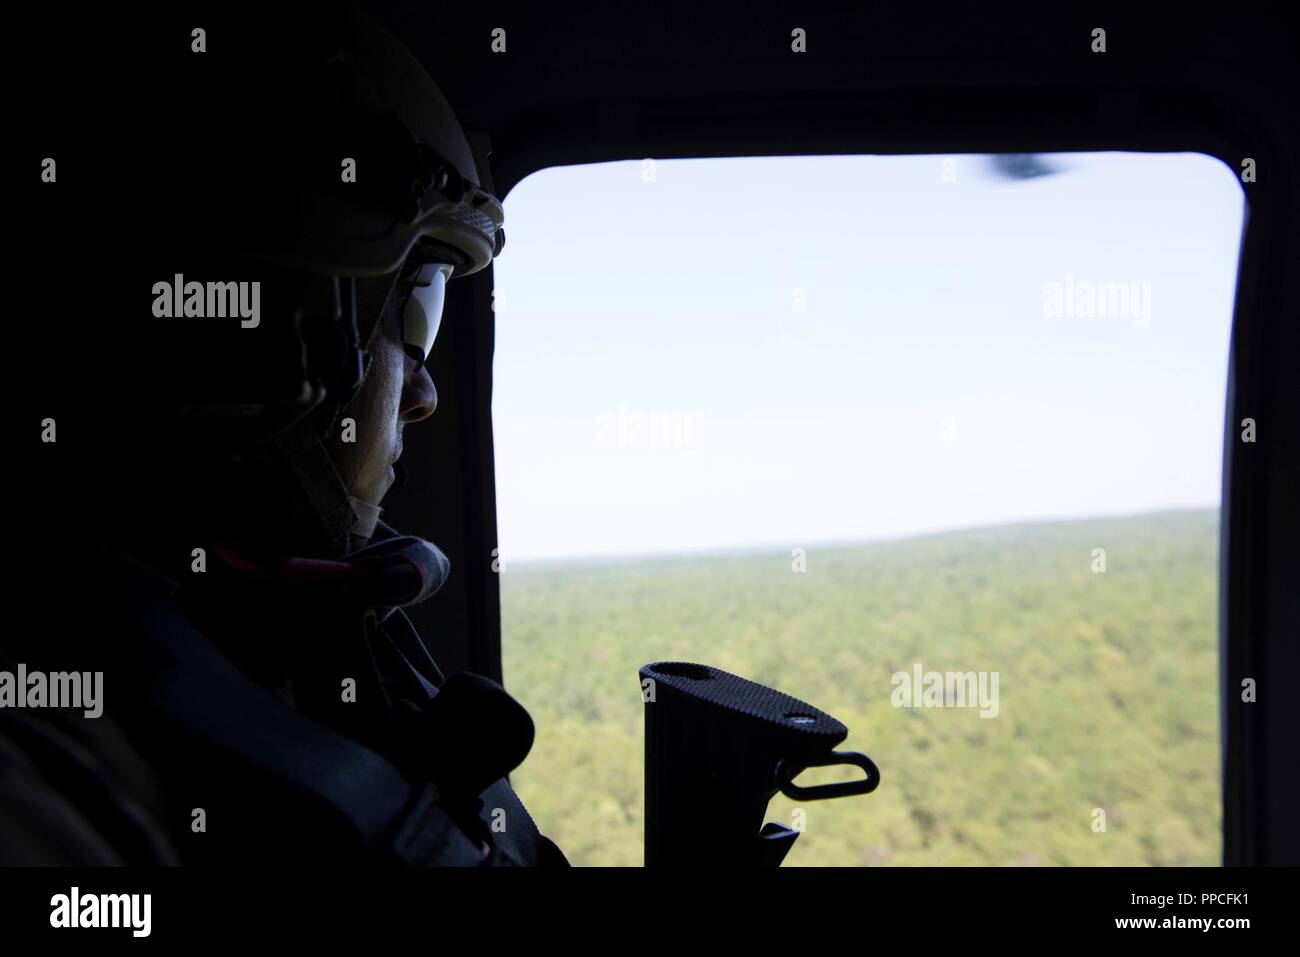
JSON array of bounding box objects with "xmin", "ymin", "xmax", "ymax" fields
[
  {"xmin": 269, "ymin": 270, "xmax": 403, "ymax": 559},
  {"xmin": 271, "ymin": 427, "xmax": 386, "ymax": 558},
  {"xmin": 273, "ymin": 422, "xmax": 362, "ymax": 559},
  {"xmin": 348, "ymin": 495, "xmax": 384, "ymax": 541}
]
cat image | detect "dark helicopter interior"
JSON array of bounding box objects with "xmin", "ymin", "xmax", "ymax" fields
[{"xmin": 13, "ymin": 4, "xmax": 1299, "ymax": 874}]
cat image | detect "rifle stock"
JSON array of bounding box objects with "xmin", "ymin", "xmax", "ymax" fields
[{"xmin": 640, "ymin": 661, "xmax": 880, "ymax": 866}]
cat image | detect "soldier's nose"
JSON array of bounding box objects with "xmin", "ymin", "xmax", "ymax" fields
[{"xmin": 402, "ymin": 364, "xmax": 437, "ymax": 423}]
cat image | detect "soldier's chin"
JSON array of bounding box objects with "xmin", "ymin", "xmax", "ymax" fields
[{"xmin": 391, "ymin": 460, "xmax": 408, "ymax": 490}]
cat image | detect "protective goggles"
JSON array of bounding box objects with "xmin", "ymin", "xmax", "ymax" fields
[{"xmin": 398, "ymin": 261, "xmax": 454, "ymax": 369}]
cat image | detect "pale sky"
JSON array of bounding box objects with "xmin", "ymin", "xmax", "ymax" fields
[{"xmin": 490, "ymin": 152, "xmax": 1245, "ymax": 561}]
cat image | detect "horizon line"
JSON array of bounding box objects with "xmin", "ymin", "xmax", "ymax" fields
[{"xmin": 495, "ymin": 503, "xmax": 1220, "ymax": 569}]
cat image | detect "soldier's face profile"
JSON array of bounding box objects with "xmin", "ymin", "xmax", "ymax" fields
[{"xmin": 329, "ymin": 315, "xmax": 438, "ymax": 506}]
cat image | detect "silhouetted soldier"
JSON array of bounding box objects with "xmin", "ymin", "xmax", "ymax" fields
[{"xmin": 3, "ymin": 6, "xmax": 567, "ymax": 866}]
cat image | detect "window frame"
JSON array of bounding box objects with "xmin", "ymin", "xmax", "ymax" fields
[{"xmin": 386, "ymin": 78, "xmax": 1297, "ymax": 866}]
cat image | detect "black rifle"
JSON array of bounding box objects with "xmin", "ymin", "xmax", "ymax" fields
[{"xmin": 640, "ymin": 661, "xmax": 880, "ymax": 866}]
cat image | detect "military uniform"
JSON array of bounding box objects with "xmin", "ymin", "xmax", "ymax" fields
[{"xmin": 0, "ymin": 525, "xmax": 567, "ymax": 866}]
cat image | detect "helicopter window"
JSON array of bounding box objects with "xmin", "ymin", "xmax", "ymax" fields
[{"xmin": 491, "ymin": 152, "xmax": 1244, "ymax": 866}]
